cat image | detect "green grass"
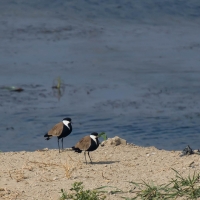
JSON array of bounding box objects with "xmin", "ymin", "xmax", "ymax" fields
[
  {"xmin": 123, "ymin": 169, "xmax": 200, "ymax": 200},
  {"xmin": 59, "ymin": 182, "xmax": 106, "ymax": 200},
  {"xmin": 124, "ymin": 181, "xmax": 173, "ymax": 200},
  {"xmin": 170, "ymin": 169, "xmax": 200, "ymax": 199},
  {"xmin": 98, "ymin": 132, "xmax": 108, "ymax": 141},
  {"xmin": 59, "ymin": 170, "xmax": 200, "ymax": 200}
]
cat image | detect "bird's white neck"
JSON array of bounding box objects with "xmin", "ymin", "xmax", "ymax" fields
[
  {"xmin": 90, "ymin": 135, "xmax": 98, "ymax": 144},
  {"xmin": 63, "ymin": 120, "xmax": 70, "ymax": 130}
]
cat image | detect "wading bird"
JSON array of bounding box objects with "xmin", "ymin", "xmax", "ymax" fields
[
  {"xmin": 44, "ymin": 117, "xmax": 72, "ymax": 153},
  {"xmin": 72, "ymin": 132, "xmax": 99, "ymax": 164}
]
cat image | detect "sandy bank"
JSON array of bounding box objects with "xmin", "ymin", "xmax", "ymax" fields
[{"xmin": 0, "ymin": 138, "xmax": 199, "ymax": 199}]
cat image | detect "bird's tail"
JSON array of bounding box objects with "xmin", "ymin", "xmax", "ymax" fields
[
  {"xmin": 72, "ymin": 146, "xmax": 82, "ymax": 153},
  {"xmin": 44, "ymin": 133, "xmax": 51, "ymax": 140}
]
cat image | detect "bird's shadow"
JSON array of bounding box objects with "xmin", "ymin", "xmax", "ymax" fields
[{"xmin": 87, "ymin": 161, "xmax": 119, "ymax": 165}]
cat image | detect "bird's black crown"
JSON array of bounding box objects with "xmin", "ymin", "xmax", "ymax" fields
[
  {"xmin": 63, "ymin": 117, "xmax": 71, "ymax": 122},
  {"xmin": 91, "ymin": 132, "xmax": 98, "ymax": 136}
]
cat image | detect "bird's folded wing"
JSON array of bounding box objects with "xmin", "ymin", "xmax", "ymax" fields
[
  {"xmin": 48, "ymin": 122, "xmax": 63, "ymax": 136},
  {"xmin": 75, "ymin": 136, "xmax": 91, "ymax": 150}
]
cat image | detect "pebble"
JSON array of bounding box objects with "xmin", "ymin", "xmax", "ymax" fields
[{"xmin": 101, "ymin": 136, "xmax": 127, "ymax": 146}]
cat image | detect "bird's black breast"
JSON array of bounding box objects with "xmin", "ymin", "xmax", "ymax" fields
[
  {"xmin": 58, "ymin": 124, "xmax": 72, "ymax": 139},
  {"xmin": 87, "ymin": 138, "xmax": 99, "ymax": 151}
]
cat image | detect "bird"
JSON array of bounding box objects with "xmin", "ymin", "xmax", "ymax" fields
[
  {"xmin": 72, "ymin": 132, "xmax": 99, "ymax": 164},
  {"xmin": 44, "ymin": 117, "xmax": 72, "ymax": 153}
]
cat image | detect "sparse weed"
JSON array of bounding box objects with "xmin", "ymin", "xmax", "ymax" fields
[
  {"xmin": 170, "ymin": 169, "xmax": 200, "ymax": 199},
  {"xmin": 98, "ymin": 132, "xmax": 108, "ymax": 141},
  {"xmin": 9, "ymin": 169, "xmax": 27, "ymax": 182},
  {"xmin": 59, "ymin": 182, "xmax": 106, "ymax": 200},
  {"xmin": 52, "ymin": 77, "xmax": 64, "ymax": 90},
  {"xmin": 124, "ymin": 181, "xmax": 172, "ymax": 200},
  {"xmin": 95, "ymin": 185, "xmax": 122, "ymax": 195},
  {"xmin": 122, "ymin": 169, "xmax": 200, "ymax": 200},
  {"xmin": 62, "ymin": 162, "xmax": 76, "ymax": 179},
  {"xmin": 52, "ymin": 77, "xmax": 65, "ymax": 99}
]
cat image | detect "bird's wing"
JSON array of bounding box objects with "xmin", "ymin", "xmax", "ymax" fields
[
  {"xmin": 48, "ymin": 122, "xmax": 63, "ymax": 136},
  {"xmin": 75, "ymin": 136, "xmax": 91, "ymax": 151}
]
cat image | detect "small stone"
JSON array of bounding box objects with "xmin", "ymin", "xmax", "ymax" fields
[
  {"xmin": 101, "ymin": 136, "xmax": 127, "ymax": 146},
  {"xmin": 100, "ymin": 141, "xmax": 105, "ymax": 146}
]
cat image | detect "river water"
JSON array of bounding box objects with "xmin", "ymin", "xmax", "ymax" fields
[{"xmin": 1, "ymin": 0, "xmax": 200, "ymax": 151}]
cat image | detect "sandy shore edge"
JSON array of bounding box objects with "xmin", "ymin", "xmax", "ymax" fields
[{"xmin": 0, "ymin": 137, "xmax": 200, "ymax": 199}]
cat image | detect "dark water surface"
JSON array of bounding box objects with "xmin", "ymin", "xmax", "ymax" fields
[{"xmin": 1, "ymin": 1, "xmax": 200, "ymax": 151}]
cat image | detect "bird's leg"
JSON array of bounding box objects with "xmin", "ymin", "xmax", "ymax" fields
[
  {"xmin": 62, "ymin": 138, "xmax": 64, "ymax": 150},
  {"xmin": 58, "ymin": 138, "xmax": 60, "ymax": 153},
  {"xmin": 84, "ymin": 151, "xmax": 87, "ymax": 164},
  {"xmin": 88, "ymin": 152, "xmax": 93, "ymax": 164}
]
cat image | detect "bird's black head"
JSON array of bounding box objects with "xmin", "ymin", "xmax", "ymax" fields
[
  {"xmin": 63, "ymin": 117, "xmax": 71, "ymax": 122},
  {"xmin": 91, "ymin": 132, "xmax": 98, "ymax": 137}
]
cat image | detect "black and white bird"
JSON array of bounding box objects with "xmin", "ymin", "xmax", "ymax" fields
[
  {"xmin": 72, "ymin": 132, "xmax": 99, "ymax": 164},
  {"xmin": 44, "ymin": 117, "xmax": 72, "ymax": 153}
]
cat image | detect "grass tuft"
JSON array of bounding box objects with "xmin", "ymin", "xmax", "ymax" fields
[
  {"xmin": 170, "ymin": 169, "xmax": 200, "ymax": 199},
  {"xmin": 98, "ymin": 132, "xmax": 108, "ymax": 141},
  {"xmin": 59, "ymin": 182, "xmax": 106, "ymax": 200},
  {"xmin": 122, "ymin": 169, "xmax": 200, "ymax": 200},
  {"xmin": 125, "ymin": 181, "xmax": 172, "ymax": 200}
]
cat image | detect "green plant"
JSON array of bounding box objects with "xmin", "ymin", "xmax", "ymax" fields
[
  {"xmin": 170, "ymin": 169, "xmax": 200, "ymax": 199},
  {"xmin": 60, "ymin": 189, "xmax": 68, "ymax": 200},
  {"xmin": 98, "ymin": 132, "xmax": 107, "ymax": 141},
  {"xmin": 52, "ymin": 77, "xmax": 63, "ymax": 89},
  {"xmin": 59, "ymin": 182, "xmax": 106, "ymax": 200},
  {"xmin": 125, "ymin": 181, "xmax": 172, "ymax": 200},
  {"xmin": 95, "ymin": 185, "xmax": 123, "ymax": 195},
  {"xmin": 52, "ymin": 77, "xmax": 65, "ymax": 99},
  {"xmin": 123, "ymin": 170, "xmax": 200, "ymax": 200}
]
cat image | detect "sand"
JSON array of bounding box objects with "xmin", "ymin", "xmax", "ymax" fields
[{"xmin": 0, "ymin": 138, "xmax": 200, "ymax": 200}]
